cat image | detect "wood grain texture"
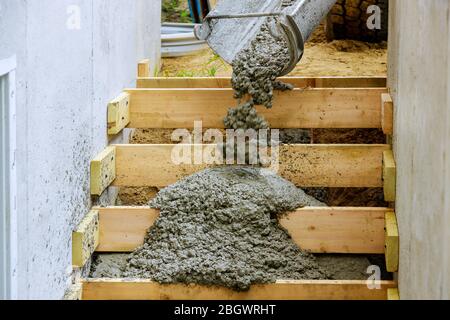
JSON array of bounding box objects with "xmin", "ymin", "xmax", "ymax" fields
[
  {"xmin": 279, "ymin": 207, "xmax": 388, "ymax": 254},
  {"xmin": 96, "ymin": 206, "xmax": 159, "ymax": 252},
  {"xmin": 383, "ymin": 150, "xmax": 396, "ymax": 202},
  {"xmin": 125, "ymin": 88, "xmax": 388, "ymax": 129},
  {"xmin": 90, "ymin": 146, "xmax": 116, "ymax": 196},
  {"xmin": 278, "ymin": 144, "xmax": 390, "ymax": 187},
  {"xmin": 72, "ymin": 210, "xmax": 99, "ymax": 267},
  {"xmin": 107, "ymin": 93, "xmax": 130, "ymax": 135},
  {"xmin": 95, "ymin": 206, "xmax": 388, "ymax": 254},
  {"xmin": 381, "ymin": 93, "xmax": 394, "ymax": 134},
  {"xmin": 81, "ymin": 279, "xmax": 397, "ymax": 300},
  {"xmin": 385, "ymin": 211, "xmax": 399, "ymax": 272},
  {"xmin": 112, "ymin": 144, "xmax": 390, "ymax": 188},
  {"xmin": 387, "ymin": 288, "xmax": 400, "ymax": 300},
  {"xmin": 136, "ymin": 76, "xmax": 387, "ymax": 89},
  {"xmin": 137, "ymin": 59, "xmax": 150, "ymax": 78}
]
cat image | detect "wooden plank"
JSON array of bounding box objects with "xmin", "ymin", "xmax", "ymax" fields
[
  {"xmin": 385, "ymin": 211, "xmax": 399, "ymax": 272},
  {"xmin": 279, "ymin": 144, "xmax": 390, "ymax": 188},
  {"xmin": 72, "ymin": 210, "xmax": 99, "ymax": 267},
  {"xmin": 383, "ymin": 150, "xmax": 396, "ymax": 202},
  {"xmin": 107, "ymin": 93, "xmax": 130, "ymax": 135},
  {"xmin": 95, "ymin": 206, "xmax": 388, "ymax": 254},
  {"xmin": 381, "ymin": 93, "xmax": 394, "ymax": 134},
  {"xmin": 314, "ymin": 77, "xmax": 387, "ymax": 88},
  {"xmin": 137, "ymin": 76, "xmax": 387, "ymax": 89},
  {"xmin": 90, "ymin": 146, "xmax": 116, "ymax": 196},
  {"xmin": 387, "ymin": 288, "xmax": 400, "ymax": 300},
  {"xmin": 113, "ymin": 144, "xmax": 208, "ymax": 188},
  {"xmin": 112, "ymin": 144, "xmax": 390, "ymax": 188},
  {"xmin": 125, "ymin": 88, "xmax": 388, "ymax": 129},
  {"xmin": 96, "ymin": 206, "xmax": 159, "ymax": 252},
  {"xmin": 138, "ymin": 77, "xmax": 233, "ymax": 89},
  {"xmin": 81, "ymin": 279, "xmax": 397, "ymax": 300},
  {"xmin": 279, "ymin": 207, "xmax": 388, "ymax": 254},
  {"xmin": 137, "ymin": 59, "xmax": 150, "ymax": 78}
]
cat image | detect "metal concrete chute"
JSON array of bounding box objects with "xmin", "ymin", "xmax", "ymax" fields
[{"xmin": 195, "ymin": 0, "xmax": 337, "ymax": 75}]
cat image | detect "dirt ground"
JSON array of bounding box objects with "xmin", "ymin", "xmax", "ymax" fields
[{"xmin": 160, "ymin": 24, "xmax": 387, "ymax": 77}]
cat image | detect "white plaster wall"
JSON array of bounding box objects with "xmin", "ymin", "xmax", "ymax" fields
[
  {"xmin": 0, "ymin": 0, "xmax": 161, "ymax": 299},
  {"xmin": 388, "ymin": 0, "xmax": 450, "ymax": 299}
]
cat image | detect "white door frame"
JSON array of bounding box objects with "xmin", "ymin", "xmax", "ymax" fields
[{"xmin": 0, "ymin": 55, "xmax": 18, "ymax": 300}]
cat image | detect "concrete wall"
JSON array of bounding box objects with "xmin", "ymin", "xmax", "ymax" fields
[
  {"xmin": 0, "ymin": 0, "xmax": 161, "ymax": 299},
  {"xmin": 388, "ymin": 0, "xmax": 450, "ymax": 299}
]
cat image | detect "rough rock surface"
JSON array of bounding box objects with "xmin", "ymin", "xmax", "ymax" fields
[{"xmin": 124, "ymin": 167, "xmax": 328, "ymax": 291}]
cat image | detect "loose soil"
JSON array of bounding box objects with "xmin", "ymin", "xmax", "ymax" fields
[{"xmin": 160, "ymin": 24, "xmax": 387, "ymax": 78}]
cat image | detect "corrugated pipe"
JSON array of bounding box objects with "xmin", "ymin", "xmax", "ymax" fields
[{"xmin": 161, "ymin": 23, "xmax": 208, "ymax": 58}]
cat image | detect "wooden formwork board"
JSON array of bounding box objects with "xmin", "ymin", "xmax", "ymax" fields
[
  {"xmin": 137, "ymin": 59, "xmax": 150, "ymax": 78},
  {"xmin": 81, "ymin": 279, "xmax": 397, "ymax": 300},
  {"xmin": 387, "ymin": 288, "xmax": 400, "ymax": 300},
  {"xmin": 107, "ymin": 93, "xmax": 130, "ymax": 135},
  {"xmin": 95, "ymin": 206, "xmax": 390, "ymax": 254},
  {"xmin": 137, "ymin": 76, "xmax": 387, "ymax": 89},
  {"xmin": 110, "ymin": 144, "xmax": 391, "ymax": 188},
  {"xmin": 85, "ymin": 75, "xmax": 398, "ymax": 300},
  {"xmin": 90, "ymin": 146, "xmax": 116, "ymax": 196},
  {"xmin": 383, "ymin": 150, "xmax": 397, "ymax": 202},
  {"xmin": 385, "ymin": 211, "xmax": 399, "ymax": 272},
  {"xmin": 72, "ymin": 210, "xmax": 99, "ymax": 267},
  {"xmin": 124, "ymin": 88, "xmax": 388, "ymax": 129},
  {"xmin": 381, "ymin": 93, "xmax": 394, "ymax": 135}
]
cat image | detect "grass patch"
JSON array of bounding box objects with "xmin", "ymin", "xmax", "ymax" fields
[{"xmin": 162, "ymin": 0, "xmax": 193, "ymax": 23}]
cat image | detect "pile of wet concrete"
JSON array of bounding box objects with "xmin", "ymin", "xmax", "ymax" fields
[{"xmin": 124, "ymin": 167, "xmax": 328, "ymax": 291}]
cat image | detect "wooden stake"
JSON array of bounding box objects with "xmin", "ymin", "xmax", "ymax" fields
[
  {"xmin": 90, "ymin": 146, "xmax": 116, "ymax": 196},
  {"xmin": 385, "ymin": 211, "xmax": 399, "ymax": 272},
  {"xmin": 72, "ymin": 210, "xmax": 99, "ymax": 267},
  {"xmin": 383, "ymin": 150, "xmax": 396, "ymax": 202},
  {"xmin": 387, "ymin": 288, "xmax": 400, "ymax": 300},
  {"xmin": 381, "ymin": 93, "xmax": 394, "ymax": 135},
  {"xmin": 137, "ymin": 59, "xmax": 150, "ymax": 78},
  {"xmin": 107, "ymin": 93, "xmax": 130, "ymax": 135}
]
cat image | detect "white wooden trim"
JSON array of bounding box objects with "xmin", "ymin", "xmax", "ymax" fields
[
  {"xmin": 0, "ymin": 55, "xmax": 16, "ymax": 76},
  {"xmin": 0, "ymin": 55, "xmax": 18, "ymax": 299},
  {"xmin": 8, "ymin": 67, "xmax": 18, "ymax": 300}
]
